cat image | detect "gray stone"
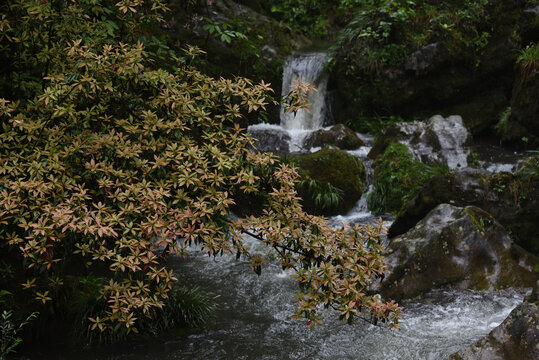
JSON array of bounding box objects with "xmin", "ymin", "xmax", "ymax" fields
[
  {"xmin": 450, "ymin": 301, "xmax": 539, "ymax": 360},
  {"xmin": 388, "ymin": 168, "xmax": 539, "ymax": 255},
  {"xmin": 404, "ymin": 42, "xmax": 441, "ymax": 75},
  {"xmin": 247, "ymin": 126, "xmax": 291, "ymax": 154},
  {"xmin": 368, "ymin": 115, "xmax": 471, "ymax": 169},
  {"xmin": 376, "ymin": 204, "xmax": 538, "ymax": 301},
  {"xmin": 302, "ymin": 124, "xmax": 365, "ymax": 150}
]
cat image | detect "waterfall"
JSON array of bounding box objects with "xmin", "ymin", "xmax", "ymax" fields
[{"xmin": 280, "ymin": 53, "xmax": 330, "ymax": 130}]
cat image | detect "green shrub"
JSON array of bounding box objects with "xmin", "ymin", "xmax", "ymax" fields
[{"xmin": 0, "ymin": 310, "xmax": 38, "ymax": 359}]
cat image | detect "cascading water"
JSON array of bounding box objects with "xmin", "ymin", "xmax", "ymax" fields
[
  {"xmin": 280, "ymin": 52, "xmax": 330, "ymax": 130},
  {"xmin": 249, "ymin": 52, "xmax": 332, "ymax": 152}
]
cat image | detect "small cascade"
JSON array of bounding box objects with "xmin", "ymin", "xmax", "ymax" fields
[{"xmin": 280, "ymin": 52, "xmax": 330, "ymax": 130}]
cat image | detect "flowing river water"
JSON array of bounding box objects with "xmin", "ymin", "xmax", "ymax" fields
[{"xmin": 29, "ymin": 52, "xmax": 529, "ymax": 359}]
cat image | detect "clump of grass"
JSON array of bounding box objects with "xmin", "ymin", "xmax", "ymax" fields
[{"xmin": 517, "ymin": 43, "xmax": 539, "ymax": 79}]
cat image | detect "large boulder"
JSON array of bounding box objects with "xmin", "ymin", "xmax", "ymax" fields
[
  {"xmin": 302, "ymin": 124, "xmax": 365, "ymax": 150},
  {"xmin": 388, "ymin": 167, "xmax": 539, "ymax": 255},
  {"xmin": 368, "ymin": 115, "xmax": 471, "ymax": 169},
  {"xmin": 377, "ymin": 204, "xmax": 538, "ymax": 301},
  {"xmin": 296, "ymin": 147, "xmax": 366, "ymax": 215},
  {"xmin": 450, "ymin": 299, "xmax": 539, "ymax": 360}
]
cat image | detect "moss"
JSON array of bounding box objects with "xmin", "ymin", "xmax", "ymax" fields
[
  {"xmin": 368, "ymin": 143, "xmax": 449, "ymax": 215},
  {"xmin": 296, "ymin": 147, "xmax": 366, "ymax": 215},
  {"xmin": 464, "ymin": 206, "xmax": 495, "ymax": 234}
]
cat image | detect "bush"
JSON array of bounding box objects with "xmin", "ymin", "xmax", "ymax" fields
[{"xmin": 0, "ymin": 0, "xmax": 401, "ymax": 343}]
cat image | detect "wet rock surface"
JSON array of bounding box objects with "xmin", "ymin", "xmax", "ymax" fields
[
  {"xmin": 247, "ymin": 126, "xmax": 291, "ymax": 154},
  {"xmin": 388, "ymin": 168, "xmax": 539, "ymax": 255},
  {"xmin": 368, "ymin": 115, "xmax": 471, "ymax": 169},
  {"xmin": 450, "ymin": 299, "xmax": 539, "ymax": 360},
  {"xmin": 302, "ymin": 124, "xmax": 364, "ymax": 150},
  {"xmin": 377, "ymin": 204, "xmax": 538, "ymax": 301}
]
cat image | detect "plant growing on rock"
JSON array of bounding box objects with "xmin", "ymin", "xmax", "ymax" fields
[{"xmin": 0, "ymin": 0, "xmax": 401, "ymax": 343}]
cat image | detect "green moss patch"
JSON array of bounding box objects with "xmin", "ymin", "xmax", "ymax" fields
[{"xmin": 296, "ymin": 147, "xmax": 366, "ymax": 215}]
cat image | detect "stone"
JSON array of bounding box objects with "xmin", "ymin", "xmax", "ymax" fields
[
  {"xmin": 450, "ymin": 301, "xmax": 539, "ymax": 360},
  {"xmin": 247, "ymin": 125, "xmax": 291, "ymax": 154},
  {"xmin": 404, "ymin": 42, "xmax": 442, "ymax": 75},
  {"xmin": 302, "ymin": 124, "xmax": 365, "ymax": 150},
  {"xmin": 368, "ymin": 115, "xmax": 471, "ymax": 169},
  {"xmin": 377, "ymin": 204, "xmax": 538, "ymax": 301},
  {"xmin": 388, "ymin": 168, "xmax": 539, "ymax": 255}
]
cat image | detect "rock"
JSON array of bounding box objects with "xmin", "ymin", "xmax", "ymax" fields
[
  {"xmin": 447, "ymin": 87, "xmax": 509, "ymax": 134},
  {"xmin": 302, "ymin": 124, "xmax": 365, "ymax": 150},
  {"xmin": 296, "ymin": 147, "xmax": 366, "ymax": 216},
  {"xmin": 450, "ymin": 301, "xmax": 539, "ymax": 360},
  {"xmin": 404, "ymin": 42, "xmax": 442, "ymax": 75},
  {"xmin": 247, "ymin": 124, "xmax": 291, "ymax": 154},
  {"xmin": 368, "ymin": 115, "xmax": 471, "ymax": 169},
  {"xmin": 388, "ymin": 168, "xmax": 539, "ymax": 255},
  {"xmin": 377, "ymin": 204, "xmax": 538, "ymax": 301}
]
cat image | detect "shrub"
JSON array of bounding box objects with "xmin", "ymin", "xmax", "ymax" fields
[{"xmin": 0, "ymin": 0, "xmax": 401, "ymax": 342}]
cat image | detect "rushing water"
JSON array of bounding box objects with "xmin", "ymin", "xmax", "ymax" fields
[{"xmin": 43, "ymin": 238, "xmax": 525, "ymax": 360}]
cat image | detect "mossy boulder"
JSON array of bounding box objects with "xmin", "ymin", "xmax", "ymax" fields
[
  {"xmin": 296, "ymin": 147, "xmax": 366, "ymax": 216},
  {"xmin": 389, "ymin": 167, "xmax": 539, "ymax": 255},
  {"xmin": 368, "ymin": 115, "xmax": 471, "ymax": 169},
  {"xmin": 377, "ymin": 204, "xmax": 538, "ymax": 301},
  {"xmin": 302, "ymin": 124, "xmax": 365, "ymax": 150},
  {"xmin": 450, "ymin": 300, "xmax": 539, "ymax": 360},
  {"xmin": 368, "ymin": 142, "xmax": 449, "ymax": 215}
]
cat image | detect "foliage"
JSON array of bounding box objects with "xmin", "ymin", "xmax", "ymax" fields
[
  {"xmin": 0, "ymin": 0, "xmax": 401, "ymax": 343},
  {"xmin": 348, "ymin": 114, "xmax": 405, "ymax": 135},
  {"xmin": 265, "ymin": 0, "xmax": 363, "ymax": 37},
  {"xmin": 517, "ymin": 43, "xmax": 539, "ymax": 79},
  {"xmin": 494, "ymin": 107, "xmax": 511, "ymax": 135},
  {"xmin": 0, "ymin": 310, "xmax": 38, "ymax": 359},
  {"xmin": 331, "ymin": 0, "xmax": 495, "ymax": 71},
  {"xmin": 203, "ymin": 18, "xmax": 248, "ymax": 44},
  {"xmin": 368, "ymin": 143, "xmax": 449, "ymax": 214},
  {"xmin": 298, "ymin": 178, "xmax": 344, "ymax": 210}
]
